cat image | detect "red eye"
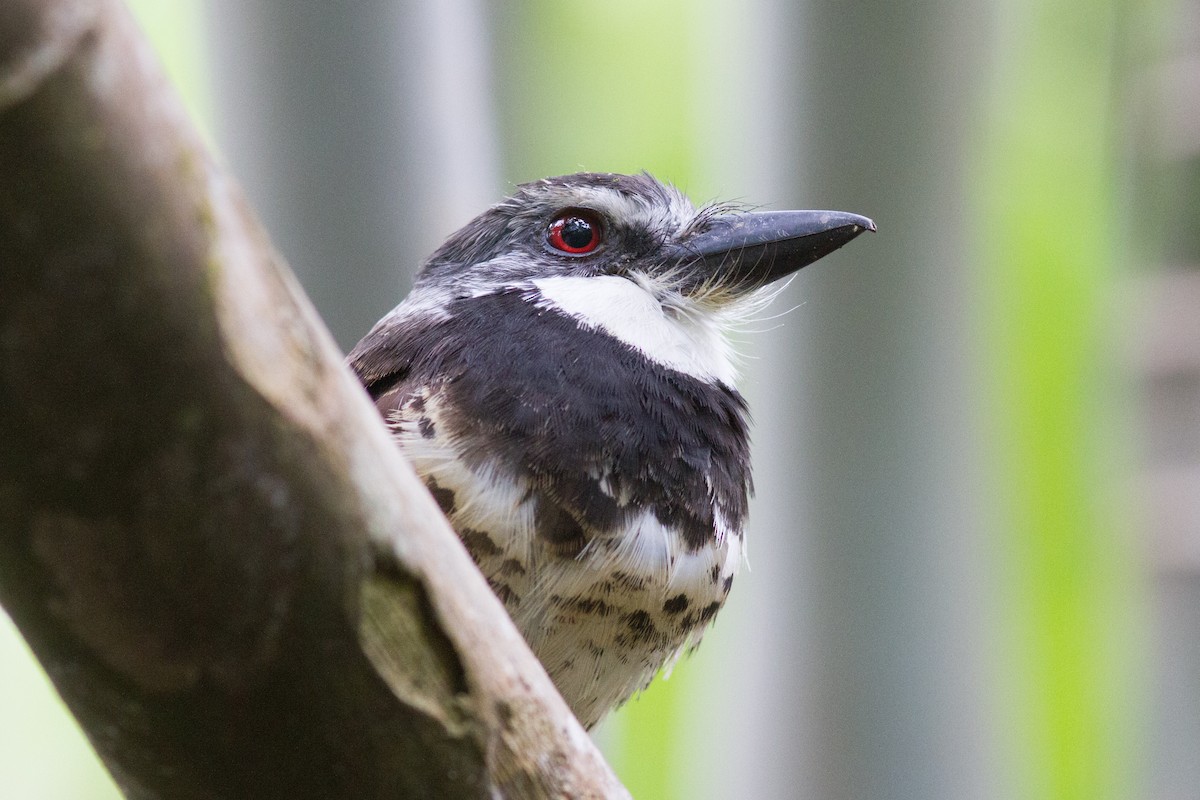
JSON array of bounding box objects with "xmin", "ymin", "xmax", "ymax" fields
[{"xmin": 546, "ymin": 211, "xmax": 602, "ymax": 255}]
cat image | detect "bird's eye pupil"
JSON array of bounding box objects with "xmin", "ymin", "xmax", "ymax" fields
[
  {"xmin": 560, "ymin": 218, "xmax": 593, "ymax": 249},
  {"xmin": 547, "ymin": 211, "xmax": 602, "ymax": 255}
]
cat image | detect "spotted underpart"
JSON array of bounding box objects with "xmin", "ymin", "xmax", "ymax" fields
[
  {"xmin": 348, "ymin": 172, "xmax": 758, "ymax": 729},
  {"xmin": 352, "ymin": 303, "xmax": 747, "ymax": 726}
]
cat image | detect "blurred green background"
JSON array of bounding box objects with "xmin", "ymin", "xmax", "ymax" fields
[{"xmin": 2, "ymin": 0, "xmax": 1197, "ymax": 798}]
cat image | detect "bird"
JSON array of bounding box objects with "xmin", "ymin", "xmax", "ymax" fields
[{"xmin": 348, "ymin": 172, "xmax": 873, "ymax": 729}]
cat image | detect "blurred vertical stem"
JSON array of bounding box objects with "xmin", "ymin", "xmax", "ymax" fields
[
  {"xmin": 495, "ymin": 1, "xmax": 703, "ymax": 797},
  {"xmin": 977, "ymin": 2, "xmax": 1144, "ymax": 799}
]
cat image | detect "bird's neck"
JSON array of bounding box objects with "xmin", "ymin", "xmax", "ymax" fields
[{"xmin": 529, "ymin": 275, "xmax": 739, "ymax": 387}]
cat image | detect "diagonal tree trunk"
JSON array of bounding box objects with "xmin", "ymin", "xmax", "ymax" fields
[{"xmin": 0, "ymin": 1, "xmax": 627, "ymax": 797}]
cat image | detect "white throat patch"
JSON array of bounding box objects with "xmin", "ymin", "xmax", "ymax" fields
[{"xmin": 531, "ymin": 275, "xmax": 737, "ymax": 385}]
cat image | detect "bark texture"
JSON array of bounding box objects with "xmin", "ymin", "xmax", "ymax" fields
[{"xmin": 0, "ymin": 1, "xmax": 628, "ymax": 798}]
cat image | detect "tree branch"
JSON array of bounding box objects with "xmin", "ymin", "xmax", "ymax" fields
[{"xmin": 0, "ymin": 1, "xmax": 628, "ymax": 797}]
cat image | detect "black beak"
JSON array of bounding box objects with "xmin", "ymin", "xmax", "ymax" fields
[{"xmin": 671, "ymin": 209, "xmax": 875, "ymax": 291}]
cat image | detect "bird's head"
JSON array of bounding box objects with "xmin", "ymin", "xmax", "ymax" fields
[
  {"xmin": 383, "ymin": 172, "xmax": 873, "ymax": 385},
  {"xmin": 416, "ymin": 172, "xmax": 871, "ymax": 303}
]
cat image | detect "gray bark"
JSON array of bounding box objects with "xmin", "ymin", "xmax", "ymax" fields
[{"xmin": 0, "ymin": 1, "xmax": 627, "ymax": 798}]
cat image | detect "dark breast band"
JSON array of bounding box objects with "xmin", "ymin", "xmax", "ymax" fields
[{"xmin": 350, "ymin": 288, "xmax": 753, "ymax": 552}]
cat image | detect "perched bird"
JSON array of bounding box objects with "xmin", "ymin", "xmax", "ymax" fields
[{"xmin": 349, "ymin": 172, "xmax": 872, "ymax": 728}]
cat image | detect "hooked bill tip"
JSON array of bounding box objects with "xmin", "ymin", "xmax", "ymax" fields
[{"xmin": 834, "ymin": 213, "xmax": 876, "ymax": 234}]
